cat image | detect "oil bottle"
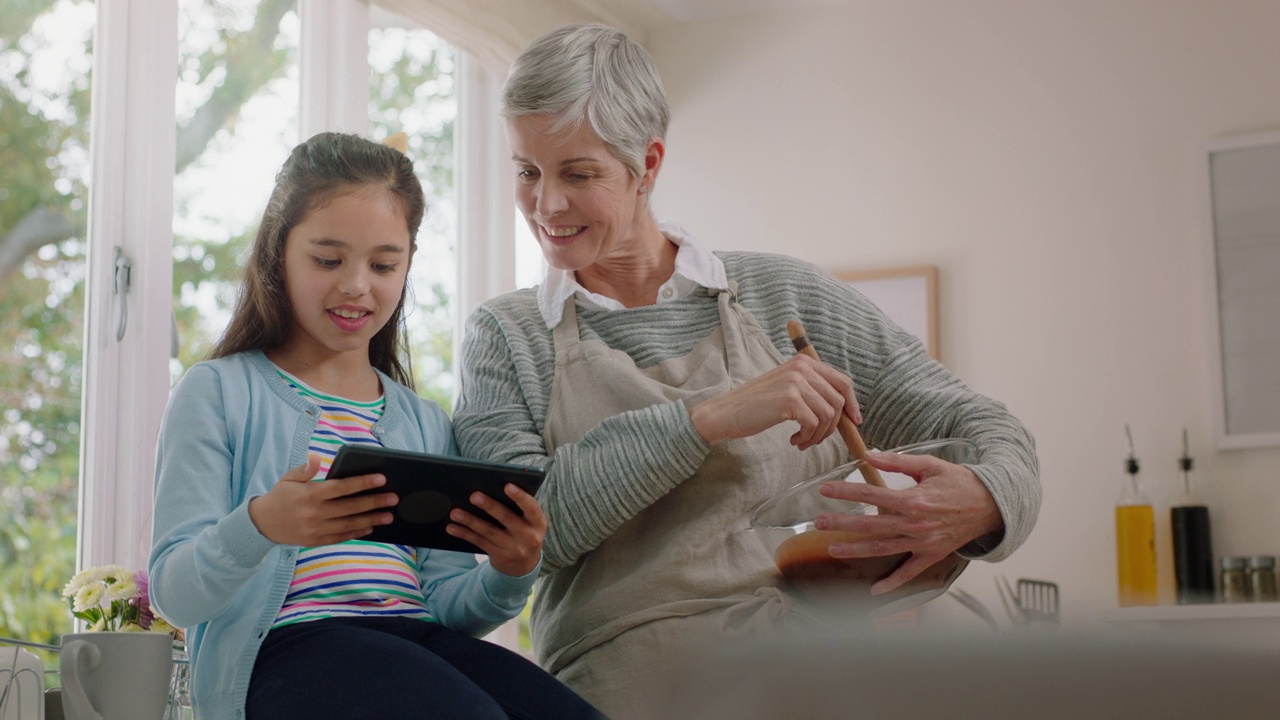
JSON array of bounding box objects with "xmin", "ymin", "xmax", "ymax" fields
[
  {"xmin": 1170, "ymin": 429, "xmax": 1214, "ymax": 604},
  {"xmin": 1116, "ymin": 425, "xmax": 1157, "ymax": 606}
]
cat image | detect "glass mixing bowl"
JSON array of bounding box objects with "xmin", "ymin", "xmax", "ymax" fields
[{"xmin": 748, "ymin": 438, "xmax": 979, "ymax": 618}]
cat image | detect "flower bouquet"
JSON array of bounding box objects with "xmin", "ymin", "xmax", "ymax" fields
[{"xmin": 62, "ymin": 565, "xmax": 180, "ymax": 637}]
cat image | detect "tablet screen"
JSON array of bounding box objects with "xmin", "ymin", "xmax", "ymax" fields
[{"xmin": 326, "ymin": 446, "xmax": 545, "ymax": 554}]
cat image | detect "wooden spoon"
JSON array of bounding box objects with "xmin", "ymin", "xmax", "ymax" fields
[{"xmin": 787, "ymin": 319, "xmax": 887, "ymax": 489}]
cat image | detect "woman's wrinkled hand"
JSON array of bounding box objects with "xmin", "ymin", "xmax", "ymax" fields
[
  {"xmin": 445, "ymin": 484, "xmax": 546, "ymax": 578},
  {"xmin": 688, "ymin": 354, "xmax": 861, "ymax": 449},
  {"xmin": 812, "ymin": 450, "xmax": 1003, "ymax": 594},
  {"xmin": 248, "ymin": 457, "xmax": 398, "ymax": 546}
]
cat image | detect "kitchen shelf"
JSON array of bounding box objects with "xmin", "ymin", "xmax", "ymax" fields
[{"xmin": 1099, "ymin": 601, "xmax": 1280, "ymax": 624}]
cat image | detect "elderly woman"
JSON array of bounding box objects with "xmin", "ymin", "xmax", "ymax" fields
[{"xmin": 452, "ymin": 23, "xmax": 1039, "ymax": 717}]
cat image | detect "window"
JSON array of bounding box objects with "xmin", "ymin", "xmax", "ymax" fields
[
  {"xmin": 3, "ymin": 0, "xmax": 539, "ymax": 655},
  {"xmin": 0, "ymin": 0, "xmax": 95, "ymax": 657}
]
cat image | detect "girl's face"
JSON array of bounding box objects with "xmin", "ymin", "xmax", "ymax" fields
[
  {"xmin": 276, "ymin": 187, "xmax": 412, "ymax": 366},
  {"xmin": 506, "ymin": 113, "xmax": 651, "ymax": 273}
]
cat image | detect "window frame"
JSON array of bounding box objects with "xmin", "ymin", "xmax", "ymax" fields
[{"xmin": 79, "ymin": 0, "xmax": 179, "ymax": 572}]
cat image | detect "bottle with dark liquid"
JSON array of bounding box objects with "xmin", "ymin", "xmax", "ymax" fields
[{"xmin": 1170, "ymin": 429, "xmax": 1214, "ymax": 604}]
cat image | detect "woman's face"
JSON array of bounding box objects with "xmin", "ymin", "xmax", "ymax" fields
[
  {"xmin": 506, "ymin": 114, "xmax": 649, "ymax": 273},
  {"xmin": 276, "ymin": 188, "xmax": 412, "ymax": 365}
]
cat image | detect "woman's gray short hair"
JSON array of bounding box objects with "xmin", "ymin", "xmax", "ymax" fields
[{"xmin": 502, "ymin": 24, "xmax": 670, "ymax": 179}]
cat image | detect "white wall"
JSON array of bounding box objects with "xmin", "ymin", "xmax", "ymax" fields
[{"xmin": 646, "ymin": 0, "xmax": 1280, "ymax": 626}]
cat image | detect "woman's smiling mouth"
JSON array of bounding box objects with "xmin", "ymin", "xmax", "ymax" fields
[{"xmin": 542, "ymin": 225, "xmax": 585, "ymax": 239}]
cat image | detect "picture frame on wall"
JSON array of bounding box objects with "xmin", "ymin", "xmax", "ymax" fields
[
  {"xmin": 1204, "ymin": 129, "xmax": 1280, "ymax": 450},
  {"xmin": 836, "ymin": 265, "xmax": 939, "ymax": 361}
]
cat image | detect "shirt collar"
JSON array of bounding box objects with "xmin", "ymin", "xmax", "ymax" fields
[{"xmin": 536, "ymin": 221, "xmax": 728, "ymax": 329}]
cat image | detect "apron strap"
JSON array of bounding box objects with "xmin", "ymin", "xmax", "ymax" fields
[{"xmin": 553, "ymin": 296, "xmax": 582, "ymax": 348}]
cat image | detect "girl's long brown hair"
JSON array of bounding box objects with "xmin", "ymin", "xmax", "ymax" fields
[{"xmin": 208, "ymin": 132, "xmax": 425, "ymax": 389}]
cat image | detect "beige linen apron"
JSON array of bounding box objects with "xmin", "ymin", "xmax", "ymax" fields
[{"xmin": 536, "ymin": 284, "xmax": 846, "ymax": 718}]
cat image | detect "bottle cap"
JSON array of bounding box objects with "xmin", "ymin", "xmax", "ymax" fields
[
  {"xmin": 1179, "ymin": 428, "xmax": 1193, "ymax": 471},
  {"xmin": 1221, "ymin": 556, "xmax": 1247, "ymax": 570},
  {"xmin": 1248, "ymin": 555, "xmax": 1276, "ymax": 569},
  {"xmin": 1124, "ymin": 425, "xmax": 1139, "ymax": 475}
]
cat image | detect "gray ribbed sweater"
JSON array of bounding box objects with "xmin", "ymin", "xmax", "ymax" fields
[{"xmin": 453, "ymin": 251, "xmax": 1039, "ymax": 573}]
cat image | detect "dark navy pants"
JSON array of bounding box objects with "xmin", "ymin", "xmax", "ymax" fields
[{"xmin": 245, "ymin": 616, "xmax": 604, "ymax": 719}]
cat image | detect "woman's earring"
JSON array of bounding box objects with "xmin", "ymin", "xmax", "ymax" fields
[{"xmin": 639, "ymin": 184, "xmax": 649, "ymax": 194}]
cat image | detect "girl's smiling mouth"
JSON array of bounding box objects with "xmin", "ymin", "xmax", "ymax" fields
[{"xmin": 328, "ymin": 306, "xmax": 372, "ymax": 332}]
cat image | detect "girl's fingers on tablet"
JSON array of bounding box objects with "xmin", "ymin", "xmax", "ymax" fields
[
  {"xmin": 334, "ymin": 491, "xmax": 398, "ymax": 519},
  {"xmin": 445, "ymin": 520, "xmax": 492, "ymax": 552},
  {"xmin": 450, "ymin": 508, "xmax": 499, "ymax": 540},
  {"xmin": 324, "ymin": 473, "xmax": 387, "ymax": 498},
  {"xmin": 470, "ymin": 491, "xmax": 520, "ymax": 529},
  {"xmin": 505, "ymin": 484, "xmax": 545, "ymax": 523}
]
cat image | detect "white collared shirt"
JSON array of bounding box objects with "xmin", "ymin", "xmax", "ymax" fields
[{"xmin": 535, "ymin": 221, "xmax": 730, "ymax": 329}]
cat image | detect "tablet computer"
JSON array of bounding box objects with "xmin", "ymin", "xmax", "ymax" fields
[{"xmin": 326, "ymin": 445, "xmax": 545, "ymax": 554}]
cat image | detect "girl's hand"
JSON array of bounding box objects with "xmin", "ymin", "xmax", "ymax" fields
[
  {"xmin": 688, "ymin": 354, "xmax": 862, "ymax": 449},
  {"xmin": 446, "ymin": 484, "xmax": 545, "ymax": 577},
  {"xmin": 248, "ymin": 457, "xmax": 399, "ymax": 546},
  {"xmin": 812, "ymin": 450, "xmax": 1003, "ymax": 595}
]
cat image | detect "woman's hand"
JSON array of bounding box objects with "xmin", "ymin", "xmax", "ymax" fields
[
  {"xmin": 813, "ymin": 450, "xmax": 1003, "ymax": 594},
  {"xmin": 248, "ymin": 457, "xmax": 399, "ymax": 546},
  {"xmin": 446, "ymin": 484, "xmax": 546, "ymax": 577},
  {"xmin": 688, "ymin": 354, "xmax": 862, "ymax": 449}
]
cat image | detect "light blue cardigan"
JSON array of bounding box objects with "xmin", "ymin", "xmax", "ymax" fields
[{"xmin": 149, "ymin": 351, "xmax": 538, "ymax": 720}]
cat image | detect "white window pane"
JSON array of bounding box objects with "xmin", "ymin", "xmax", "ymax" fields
[
  {"xmin": 515, "ymin": 209, "xmax": 545, "ymax": 290},
  {"xmin": 0, "ymin": 0, "xmax": 94, "ymax": 659},
  {"xmin": 368, "ymin": 12, "xmax": 457, "ymax": 411},
  {"xmin": 172, "ymin": 0, "xmax": 300, "ymax": 378}
]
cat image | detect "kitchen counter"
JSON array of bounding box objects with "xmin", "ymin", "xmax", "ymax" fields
[{"xmin": 1098, "ymin": 602, "xmax": 1280, "ymax": 647}]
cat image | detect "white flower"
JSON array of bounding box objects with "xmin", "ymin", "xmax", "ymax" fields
[
  {"xmin": 105, "ymin": 577, "xmax": 138, "ymax": 603},
  {"xmin": 73, "ymin": 583, "xmax": 106, "ymax": 614},
  {"xmin": 64, "ymin": 564, "xmax": 162, "ymax": 633},
  {"xmin": 97, "ymin": 565, "xmax": 130, "ymax": 583},
  {"xmin": 63, "ymin": 568, "xmax": 97, "ymax": 599},
  {"xmin": 149, "ymin": 617, "xmax": 176, "ymax": 637}
]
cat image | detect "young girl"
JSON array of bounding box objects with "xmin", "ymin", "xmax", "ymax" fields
[{"xmin": 149, "ymin": 132, "xmax": 602, "ymax": 720}]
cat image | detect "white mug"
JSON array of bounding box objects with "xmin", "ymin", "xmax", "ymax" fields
[{"xmin": 59, "ymin": 633, "xmax": 171, "ymax": 720}]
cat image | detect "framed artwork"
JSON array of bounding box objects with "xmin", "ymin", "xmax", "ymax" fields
[
  {"xmin": 836, "ymin": 265, "xmax": 939, "ymax": 361},
  {"xmin": 1204, "ymin": 129, "xmax": 1280, "ymax": 449}
]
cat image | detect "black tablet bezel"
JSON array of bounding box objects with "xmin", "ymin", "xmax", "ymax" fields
[{"xmin": 326, "ymin": 446, "xmax": 545, "ymax": 554}]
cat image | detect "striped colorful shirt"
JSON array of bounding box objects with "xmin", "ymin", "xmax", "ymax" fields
[{"xmin": 271, "ymin": 367, "xmax": 433, "ymax": 628}]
